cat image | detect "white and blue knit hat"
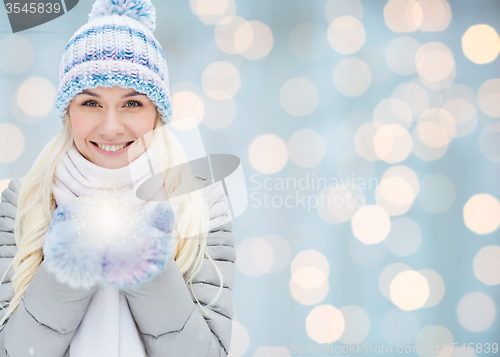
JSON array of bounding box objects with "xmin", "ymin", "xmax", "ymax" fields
[{"xmin": 55, "ymin": 0, "xmax": 172, "ymax": 125}]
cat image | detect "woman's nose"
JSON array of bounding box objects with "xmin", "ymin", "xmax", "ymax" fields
[{"xmin": 99, "ymin": 110, "xmax": 125, "ymax": 137}]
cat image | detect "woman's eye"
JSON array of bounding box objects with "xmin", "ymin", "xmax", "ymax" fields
[
  {"xmin": 83, "ymin": 100, "xmax": 99, "ymax": 107},
  {"xmin": 125, "ymin": 101, "xmax": 142, "ymax": 108}
]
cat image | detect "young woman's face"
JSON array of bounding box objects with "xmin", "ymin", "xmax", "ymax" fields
[{"xmin": 68, "ymin": 86, "xmax": 157, "ymax": 169}]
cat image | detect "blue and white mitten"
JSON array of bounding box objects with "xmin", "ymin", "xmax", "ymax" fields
[
  {"xmin": 43, "ymin": 194, "xmax": 178, "ymax": 290},
  {"xmin": 101, "ymin": 200, "xmax": 178, "ymax": 289},
  {"xmin": 43, "ymin": 204, "xmax": 104, "ymax": 290}
]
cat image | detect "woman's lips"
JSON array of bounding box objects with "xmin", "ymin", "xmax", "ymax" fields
[{"xmin": 91, "ymin": 141, "xmax": 133, "ymax": 157}]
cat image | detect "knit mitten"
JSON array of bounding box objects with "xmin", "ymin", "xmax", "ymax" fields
[
  {"xmin": 43, "ymin": 193, "xmax": 178, "ymax": 290},
  {"xmin": 101, "ymin": 199, "xmax": 178, "ymax": 289},
  {"xmin": 43, "ymin": 204, "xmax": 104, "ymax": 290}
]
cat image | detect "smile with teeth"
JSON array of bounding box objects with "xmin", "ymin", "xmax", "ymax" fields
[{"xmin": 94, "ymin": 142, "xmax": 132, "ymax": 152}]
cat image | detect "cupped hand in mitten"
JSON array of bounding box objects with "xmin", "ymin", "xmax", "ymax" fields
[
  {"xmin": 42, "ymin": 203, "xmax": 105, "ymax": 290},
  {"xmin": 43, "ymin": 191, "xmax": 179, "ymax": 290},
  {"xmin": 100, "ymin": 195, "xmax": 179, "ymax": 290}
]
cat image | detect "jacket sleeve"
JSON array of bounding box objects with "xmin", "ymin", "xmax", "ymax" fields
[
  {"xmin": 0, "ymin": 178, "xmax": 98, "ymax": 357},
  {"xmin": 123, "ymin": 179, "xmax": 236, "ymax": 357}
]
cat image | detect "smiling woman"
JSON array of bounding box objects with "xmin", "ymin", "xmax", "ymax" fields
[
  {"xmin": 0, "ymin": 0, "xmax": 236, "ymax": 356},
  {"xmin": 68, "ymin": 86, "xmax": 158, "ymax": 169}
]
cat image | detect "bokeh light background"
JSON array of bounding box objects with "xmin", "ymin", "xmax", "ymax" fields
[{"xmin": 1, "ymin": 0, "xmax": 500, "ymax": 356}]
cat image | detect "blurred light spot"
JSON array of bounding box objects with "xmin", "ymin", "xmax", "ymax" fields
[
  {"xmin": 479, "ymin": 124, "xmax": 500, "ymax": 162},
  {"xmin": 235, "ymin": 238, "xmax": 274, "ymax": 277},
  {"xmin": 441, "ymin": 83, "xmax": 477, "ymax": 105},
  {"xmin": 214, "ymin": 16, "xmax": 247, "ymax": 55},
  {"xmin": 171, "ymin": 91, "xmax": 204, "ymax": 129},
  {"xmin": 375, "ymin": 165, "xmax": 419, "ymax": 216},
  {"xmin": 442, "ymin": 99, "xmax": 477, "ymax": 138},
  {"xmin": 385, "ymin": 217, "xmax": 422, "ymax": 256},
  {"xmin": 17, "ymin": 77, "xmax": 55, "ymax": 117},
  {"xmin": 290, "ymin": 275, "xmax": 329, "ymax": 306},
  {"xmin": 418, "ymin": 0, "xmax": 452, "ymax": 32},
  {"xmin": 317, "ymin": 186, "xmax": 345, "ymax": 224},
  {"xmin": 287, "ymin": 129, "xmax": 326, "ymax": 168},
  {"xmin": 374, "ymin": 98, "xmax": 413, "ymax": 129},
  {"xmin": 0, "ymin": 179, "xmax": 11, "ymax": 194},
  {"xmin": 478, "ymin": 79, "xmax": 500, "ymax": 118},
  {"xmin": 379, "ymin": 263, "xmax": 412, "ymax": 300},
  {"xmin": 229, "ymin": 320, "xmax": 250, "ymax": 357},
  {"xmin": 306, "ymin": 305, "xmax": 345, "ymax": 344},
  {"xmin": 380, "ymin": 178, "xmax": 413, "ymax": 208},
  {"xmin": 415, "ymin": 326, "xmax": 453, "ymax": 357},
  {"xmin": 349, "ymin": 237, "xmax": 387, "ymax": 267},
  {"xmin": 289, "ymin": 23, "xmax": 327, "ymax": 61},
  {"xmin": 417, "ymin": 122, "xmax": 449, "ymax": 148},
  {"xmin": 191, "ymin": 0, "xmax": 236, "ymax": 25},
  {"xmin": 352, "ymin": 205, "xmax": 391, "ymax": 244},
  {"xmin": 373, "ymin": 124, "xmax": 412, "ymax": 163},
  {"xmin": 261, "ymin": 234, "xmax": 292, "ymax": 274},
  {"xmin": 462, "ymin": 24, "xmax": 500, "ymax": 64},
  {"xmin": 390, "ymin": 270, "xmax": 430, "ymax": 311},
  {"xmin": 201, "ymin": 96, "xmax": 236, "ymax": 129},
  {"xmin": 202, "ymin": 61, "xmax": 241, "ymax": 101},
  {"xmin": 417, "ymin": 108, "xmax": 455, "ymax": 148},
  {"xmin": 457, "ymin": 292, "xmax": 497, "ymax": 332},
  {"xmin": 420, "ymin": 66, "xmax": 457, "ymax": 91},
  {"xmin": 291, "ymin": 250, "xmax": 329, "ymax": 289},
  {"xmin": 333, "ymin": 58, "xmax": 371, "ymax": 97},
  {"xmin": 253, "ymin": 346, "xmax": 291, "ymax": 357},
  {"xmin": 384, "ymin": 0, "xmax": 423, "ymax": 33},
  {"xmin": 248, "ymin": 134, "xmax": 288, "ymax": 174},
  {"xmin": 411, "ymin": 124, "xmax": 448, "ymax": 161},
  {"xmin": 418, "ymin": 174, "xmax": 455, "ymax": 213},
  {"xmin": 325, "ymin": 0, "xmax": 363, "ymax": 23},
  {"xmin": 463, "ymin": 193, "xmax": 500, "ymax": 235},
  {"xmin": 280, "ymin": 78, "xmax": 318, "ymax": 117},
  {"xmin": 381, "ymin": 308, "xmax": 420, "ymax": 345},
  {"xmin": 473, "ymin": 245, "xmax": 500, "ymax": 285},
  {"xmin": 391, "ymin": 82, "xmax": 429, "ymax": 118},
  {"xmin": 0, "ymin": 35, "xmax": 33, "ymax": 74},
  {"xmin": 338, "ymin": 306, "xmax": 370, "ymax": 344},
  {"xmin": 386, "ymin": 36, "xmax": 421, "ymax": 76},
  {"xmin": 327, "ymin": 16, "xmax": 366, "ymax": 54},
  {"xmin": 415, "ymin": 42, "xmax": 455, "ymax": 82},
  {"xmin": 235, "ymin": 21, "xmax": 274, "ymax": 60},
  {"xmin": 355, "ymin": 122, "xmax": 383, "ymax": 162},
  {"xmin": 0, "ymin": 124, "xmax": 24, "ymax": 163},
  {"xmin": 419, "ymin": 269, "xmax": 445, "ymax": 308}
]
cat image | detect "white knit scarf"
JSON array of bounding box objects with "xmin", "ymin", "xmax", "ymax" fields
[{"xmin": 52, "ymin": 142, "xmax": 161, "ymax": 357}]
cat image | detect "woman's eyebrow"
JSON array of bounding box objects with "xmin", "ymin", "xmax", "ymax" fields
[
  {"xmin": 77, "ymin": 90, "xmax": 146, "ymax": 98},
  {"xmin": 122, "ymin": 91, "xmax": 147, "ymax": 98}
]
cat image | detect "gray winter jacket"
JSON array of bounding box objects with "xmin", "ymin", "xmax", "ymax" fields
[{"xmin": 0, "ymin": 177, "xmax": 235, "ymax": 357}]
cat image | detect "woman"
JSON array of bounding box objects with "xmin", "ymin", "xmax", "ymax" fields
[{"xmin": 0, "ymin": 0, "xmax": 235, "ymax": 356}]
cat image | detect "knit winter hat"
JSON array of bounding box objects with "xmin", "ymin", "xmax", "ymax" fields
[{"xmin": 54, "ymin": 0, "xmax": 172, "ymax": 125}]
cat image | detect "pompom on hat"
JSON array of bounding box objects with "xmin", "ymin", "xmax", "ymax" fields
[{"xmin": 54, "ymin": 0, "xmax": 172, "ymax": 125}]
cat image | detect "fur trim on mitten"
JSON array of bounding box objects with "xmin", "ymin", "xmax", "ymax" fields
[{"xmin": 43, "ymin": 205, "xmax": 104, "ymax": 290}]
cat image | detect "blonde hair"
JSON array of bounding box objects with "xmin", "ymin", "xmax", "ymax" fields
[{"xmin": 0, "ymin": 112, "xmax": 224, "ymax": 326}]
